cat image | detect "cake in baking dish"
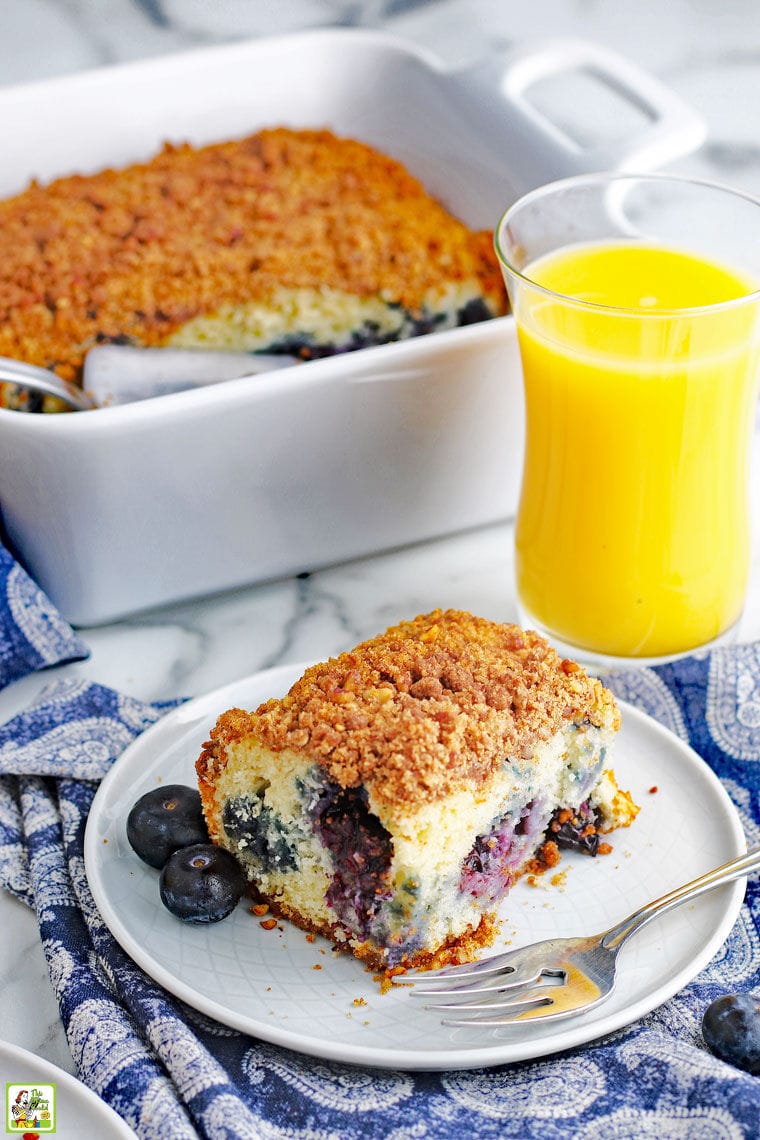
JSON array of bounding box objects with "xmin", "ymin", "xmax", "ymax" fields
[
  {"xmin": 0, "ymin": 126, "xmax": 507, "ymax": 409},
  {"xmin": 196, "ymin": 610, "xmax": 638, "ymax": 972}
]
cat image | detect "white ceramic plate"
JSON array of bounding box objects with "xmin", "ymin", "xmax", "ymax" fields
[
  {"xmin": 85, "ymin": 663, "xmax": 746, "ymax": 1071},
  {"xmin": 0, "ymin": 1039, "xmax": 136, "ymax": 1138}
]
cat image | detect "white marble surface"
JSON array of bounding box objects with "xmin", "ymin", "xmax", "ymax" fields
[{"xmin": 2, "ymin": 0, "xmax": 760, "ymax": 1095}]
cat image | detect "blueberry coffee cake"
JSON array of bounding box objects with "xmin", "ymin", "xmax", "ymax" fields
[
  {"xmin": 196, "ymin": 610, "xmax": 638, "ymax": 972},
  {"xmin": 0, "ymin": 127, "xmax": 507, "ymax": 409}
]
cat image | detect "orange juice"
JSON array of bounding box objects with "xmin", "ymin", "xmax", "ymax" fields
[{"xmin": 514, "ymin": 241, "xmax": 760, "ymax": 659}]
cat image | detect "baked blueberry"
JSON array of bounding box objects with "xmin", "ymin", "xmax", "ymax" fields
[
  {"xmin": 222, "ymin": 796, "xmax": 299, "ymax": 873},
  {"xmin": 702, "ymin": 992, "xmax": 760, "ymax": 1074},
  {"xmin": 127, "ymin": 784, "xmax": 209, "ymax": 869},
  {"xmin": 159, "ymin": 843, "xmax": 246, "ymax": 924},
  {"xmin": 314, "ymin": 784, "xmax": 392, "ymax": 936},
  {"xmin": 548, "ymin": 801, "xmax": 603, "ymax": 856}
]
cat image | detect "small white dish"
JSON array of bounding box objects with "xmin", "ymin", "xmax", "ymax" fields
[
  {"xmin": 84, "ymin": 662, "xmax": 745, "ymax": 1071},
  {"xmin": 0, "ymin": 1039, "xmax": 136, "ymax": 1138}
]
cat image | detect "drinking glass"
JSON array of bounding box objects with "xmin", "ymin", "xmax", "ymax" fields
[{"xmin": 495, "ymin": 173, "xmax": 760, "ymax": 667}]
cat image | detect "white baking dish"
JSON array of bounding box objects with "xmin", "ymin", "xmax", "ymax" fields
[{"xmin": 0, "ymin": 29, "xmax": 703, "ymax": 625}]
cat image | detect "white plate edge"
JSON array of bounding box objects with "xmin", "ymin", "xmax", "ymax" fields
[{"xmin": 0, "ymin": 1038, "xmax": 137, "ymax": 1137}]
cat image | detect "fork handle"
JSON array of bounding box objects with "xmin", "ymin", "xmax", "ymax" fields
[{"xmin": 601, "ymin": 844, "xmax": 760, "ymax": 950}]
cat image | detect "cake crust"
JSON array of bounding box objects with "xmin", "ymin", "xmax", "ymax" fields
[{"xmin": 198, "ymin": 609, "xmax": 621, "ymax": 812}]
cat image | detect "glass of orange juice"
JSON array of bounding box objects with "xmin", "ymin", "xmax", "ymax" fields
[{"xmin": 495, "ymin": 173, "xmax": 760, "ymax": 666}]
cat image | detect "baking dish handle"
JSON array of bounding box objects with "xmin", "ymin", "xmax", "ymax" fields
[{"xmin": 450, "ymin": 38, "xmax": 705, "ymax": 185}]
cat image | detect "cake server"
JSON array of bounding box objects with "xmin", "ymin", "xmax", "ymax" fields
[
  {"xmin": 82, "ymin": 344, "xmax": 298, "ymax": 406},
  {"xmin": 396, "ymin": 844, "xmax": 760, "ymax": 1026},
  {"xmin": 0, "ymin": 346, "xmax": 297, "ymax": 411},
  {"xmin": 0, "ymin": 356, "xmax": 95, "ymax": 412}
]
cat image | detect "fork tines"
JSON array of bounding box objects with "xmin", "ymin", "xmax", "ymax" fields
[{"xmin": 437, "ymin": 994, "xmax": 556, "ymax": 1026}]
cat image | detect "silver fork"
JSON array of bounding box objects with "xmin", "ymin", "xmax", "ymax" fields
[{"xmin": 394, "ymin": 845, "xmax": 760, "ymax": 1026}]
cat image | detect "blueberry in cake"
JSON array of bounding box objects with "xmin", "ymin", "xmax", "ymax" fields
[
  {"xmin": 0, "ymin": 127, "xmax": 507, "ymax": 409},
  {"xmin": 196, "ymin": 610, "xmax": 638, "ymax": 971}
]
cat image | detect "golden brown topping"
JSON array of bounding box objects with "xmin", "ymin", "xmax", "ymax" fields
[
  {"xmin": 526, "ymin": 839, "xmax": 562, "ymax": 876},
  {"xmin": 0, "ymin": 127, "xmax": 507, "ymax": 382},
  {"xmin": 200, "ymin": 610, "xmax": 619, "ymax": 810}
]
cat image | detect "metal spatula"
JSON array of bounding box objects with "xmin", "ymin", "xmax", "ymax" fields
[
  {"xmin": 0, "ymin": 346, "xmax": 298, "ymax": 411},
  {"xmin": 83, "ymin": 344, "xmax": 298, "ymax": 406}
]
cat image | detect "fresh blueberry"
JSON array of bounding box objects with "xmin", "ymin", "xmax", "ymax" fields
[
  {"xmin": 159, "ymin": 843, "xmax": 247, "ymax": 924},
  {"xmin": 127, "ymin": 784, "xmax": 209, "ymax": 869},
  {"xmin": 702, "ymin": 992, "xmax": 760, "ymax": 1074}
]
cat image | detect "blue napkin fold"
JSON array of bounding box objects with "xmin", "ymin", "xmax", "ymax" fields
[
  {"xmin": 0, "ymin": 541, "xmax": 88, "ymax": 687},
  {"xmin": 0, "ymin": 579, "xmax": 759, "ymax": 1138}
]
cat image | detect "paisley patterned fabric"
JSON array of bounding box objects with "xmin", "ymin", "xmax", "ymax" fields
[
  {"xmin": 1, "ymin": 645, "xmax": 759, "ymax": 1137},
  {"xmin": 0, "ymin": 542, "xmax": 88, "ymax": 687}
]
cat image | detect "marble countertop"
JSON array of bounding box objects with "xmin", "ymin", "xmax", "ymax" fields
[{"xmin": 2, "ymin": 0, "xmax": 760, "ymax": 1090}]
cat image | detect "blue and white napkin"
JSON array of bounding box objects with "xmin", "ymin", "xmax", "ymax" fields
[
  {"xmin": 0, "ymin": 541, "xmax": 88, "ymax": 688},
  {"xmin": 0, "ymin": 540, "xmax": 759, "ymax": 1139}
]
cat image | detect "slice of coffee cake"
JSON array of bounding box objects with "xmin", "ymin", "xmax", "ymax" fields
[{"xmin": 196, "ymin": 610, "xmax": 638, "ymax": 971}]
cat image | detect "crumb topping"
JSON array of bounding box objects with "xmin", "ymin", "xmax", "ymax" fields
[
  {"xmin": 201, "ymin": 610, "xmax": 620, "ymax": 810},
  {"xmin": 0, "ymin": 127, "xmax": 507, "ymax": 382}
]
